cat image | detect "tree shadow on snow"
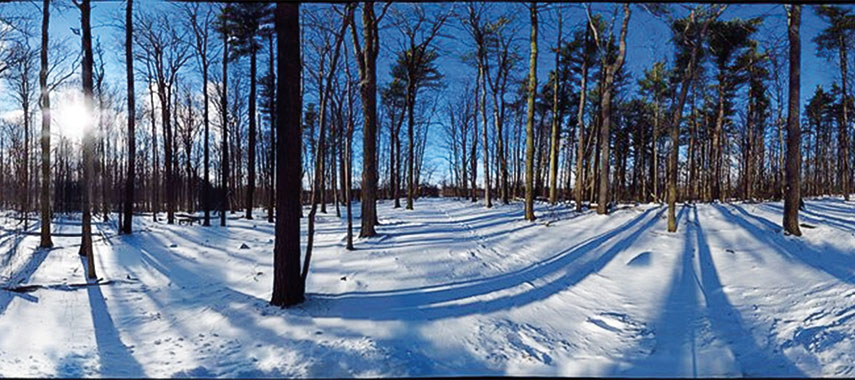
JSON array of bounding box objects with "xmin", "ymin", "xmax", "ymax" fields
[
  {"xmin": 305, "ymin": 206, "xmax": 666, "ymax": 321},
  {"xmin": 715, "ymin": 204, "xmax": 855, "ymax": 285},
  {"xmin": 79, "ymin": 255, "xmax": 145, "ymax": 377},
  {"xmin": 609, "ymin": 206, "xmax": 804, "ymax": 377},
  {"xmin": 0, "ymin": 246, "xmax": 49, "ymax": 317}
]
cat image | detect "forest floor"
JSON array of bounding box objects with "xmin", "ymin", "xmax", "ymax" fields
[{"xmin": 0, "ymin": 196, "xmax": 854, "ymax": 377}]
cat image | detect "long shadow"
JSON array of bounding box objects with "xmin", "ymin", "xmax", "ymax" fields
[
  {"xmin": 306, "ymin": 206, "xmax": 666, "ymax": 321},
  {"xmin": 719, "ymin": 204, "xmax": 855, "ymax": 285},
  {"xmin": 0, "ymin": 247, "xmax": 49, "ymax": 317},
  {"xmin": 609, "ymin": 207, "xmax": 699, "ymax": 377},
  {"xmin": 761, "ymin": 203, "xmax": 855, "ymax": 234},
  {"xmin": 120, "ymin": 234, "xmax": 493, "ymax": 376},
  {"xmin": 81, "ymin": 256, "xmax": 146, "ymax": 377},
  {"xmin": 694, "ymin": 207, "xmax": 805, "ymax": 376}
]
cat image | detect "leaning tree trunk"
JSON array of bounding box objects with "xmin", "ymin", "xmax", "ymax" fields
[
  {"xmin": 122, "ymin": 0, "xmax": 135, "ymax": 234},
  {"xmin": 39, "ymin": 0, "xmax": 53, "ymax": 247},
  {"xmin": 271, "ymin": 2, "xmax": 305, "ymax": 307},
  {"xmin": 524, "ymin": 2, "xmax": 538, "ymax": 221},
  {"xmin": 79, "ymin": 0, "xmax": 97, "ymax": 279},
  {"xmin": 783, "ymin": 4, "xmax": 802, "ymax": 236}
]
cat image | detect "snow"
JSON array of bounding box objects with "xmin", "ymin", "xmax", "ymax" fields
[{"xmin": 1, "ymin": 197, "xmax": 854, "ymax": 377}]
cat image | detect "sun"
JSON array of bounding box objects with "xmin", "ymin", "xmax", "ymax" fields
[{"xmin": 53, "ymin": 90, "xmax": 93, "ymax": 142}]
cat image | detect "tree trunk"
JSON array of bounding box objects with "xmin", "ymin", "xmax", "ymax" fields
[
  {"xmin": 548, "ymin": 14, "xmax": 562, "ymax": 205},
  {"xmin": 783, "ymin": 4, "xmax": 802, "ymax": 236},
  {"xmin": 221, "ymin": 31, "xmax": 229, "ymax": 227},
  {"xmin": 271, "ymin": 2, "xmax": 305, "ymax": 307},
  {"xmin": 351, "ymin": 2, "xmax": 380, "ymax": 237},
  {"xmin": 595, "ymin": 4, "xmax": 630, "ymax": 215},
  {"xmin": 247, "ymin": 49, "xmax": 257, "ymax": 219},
  {"xmin": 79, "ymin": 0, "xmax": 97, "ymax": 279},
  {"xmin": 524, "ymin": 3, "xmax": 538, "ymax": 221},
  {"xmin": 39, "ymin": 0, "xmax": 53, "ymax": 247},
  {"xmin": 574, "ymin": 25, "xmax": 589, "ymax": 212},
  {"xmin": 406, "ymin": 79, "xmax": 415, "ymax": 210},
  {"xmin": 479, "ymin": 55, "xmax": 491, "ymax": 208},
  {"xmin": 122, "ymin": 0, "xmax": 135, "ymax": 234}
]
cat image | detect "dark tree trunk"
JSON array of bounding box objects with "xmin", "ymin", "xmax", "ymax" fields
[
  {"xmin": 271, "ymin": 2, "xmax": 305, "ymax": 307},
  {"xmin": 39, "ymin": 0, "xmax": 53, "ymax": 247},
  {"xmin": 122, "ymin": 0, "xmax": 135, "ymax": 234},
  {"xmin": 221, "ymin": 31, "xmax": 229, "ymax": 227},
  {"xmin": 783, "ymin": 5, "xmax": 802, "ymax": 236},
  {"xmin": 247, "ymin": 49, "xmax": 257, "ymax": 219},
  {"xmin": 79, "ymin": 0, "xmax": 97, "ymax": 279}
]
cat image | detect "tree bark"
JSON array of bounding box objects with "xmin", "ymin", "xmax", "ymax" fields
[
  {"xmin": 524, "ymin": 2, "xmax": 538, "ymax": 221},
  {"xmin": 271, "ymin": 2, "xmax": 305, "ymax": 307},
  {"xmin": 79, "ymin": 0, "xmax": 97, "ymax": 279},
  {"xmin": 783, "ymin": 4, "xmax": 802, "ymax": 236},
  {"xmin": 39, "ymin": 0, "xmax": 53, "ymax": 247},
  {"xmin": 247, "ymin": 49, "xmax": 257, "ymax": 219},
  {"xmin": 221, "ymin": 30, "xmax": 229, "ymax": 227},
  {"xmin": 122, "ymin": 0, "xmax": 135, "ymax": 234},
  {"xmin": 548, "ymin": 13, "xmax": 562, "ymax": 205},
  {"xmin": 574, "ymin": 25, "xmax": 589, "ymax": 212}
]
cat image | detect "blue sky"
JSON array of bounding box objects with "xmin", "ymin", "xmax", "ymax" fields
[{"xmin": 1, "ymin": 2, "xmax": 846, "ymax": 185}]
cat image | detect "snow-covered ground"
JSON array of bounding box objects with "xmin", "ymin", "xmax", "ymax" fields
[{"xmin": 0, "ymin": 197, "xmax": 854, "ymax": 377}]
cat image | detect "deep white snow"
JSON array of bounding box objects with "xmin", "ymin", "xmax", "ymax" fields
[{"xmin": 0, "ymin": 197, "xmax": 854, "ymax": 377}]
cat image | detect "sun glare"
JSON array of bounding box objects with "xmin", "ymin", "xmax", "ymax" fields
[{"xmin": 54, "ymin": 90, "xmax": 93, "ymax": 142}]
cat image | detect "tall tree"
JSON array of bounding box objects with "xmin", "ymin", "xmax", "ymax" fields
[
  {"xmin": 349, "ymin": 2, "xmax": 390, "ymax": 238},
  {"xmin": 665, "ymin": 5, "xmax": 726, "ymax": 232},
  {"xmin": 547, "ymin": 9, "xmax": 562, "ymax": 205},
  {"xmin": 121, "ymin": 0, "xmax": 135, "ymax": 234},
  {"xmin": 221, "ymin": 3, "xmax": 272, "ymax": 219},
  {"xmin": 783, "ymin": 4, "xmax": 802, "ymax": 236},
  {"xmin": 814, "ymin": 5, "xmax": 855, "ymax": 201},
  {"xmin": 588, "ymin": 3, "xmax": 630, "ymax": 215},
  {"xmin": 391, "ymin": 3, "xmax": 449, "ymax": 210},
  {"xmin": 271, "ymin": 2, "xmax": 304, "ymax": 307},
  {"xmin": 75, "ymin": 0, "xmax": 96, "ymax": 279},
  {"xmin": 186, "ymin": 3, "xmax": 215, "ymax": 226},
  {"xmin": 574, "ymin": 22, "xmax": 592, "ymax": 212},
  {"xmin": 38, "ymin": 0, "xmax": 52, "ymax": 247},
  {"xmin": 523, "ymin": 2, "xmax": 538, "ymax": 221}
]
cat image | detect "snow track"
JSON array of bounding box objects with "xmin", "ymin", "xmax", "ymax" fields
[{"xmin": 0, "ymin": 197, "xmax": 854, "ymax": 377}]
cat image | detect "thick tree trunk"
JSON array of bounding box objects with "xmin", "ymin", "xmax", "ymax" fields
[
  {"xmin": 39, "ymin": 0, "xmax": 53, "ymax": 247},
  {"xmin": 203, "ymin": 29, "xmax": 212, "ymax": 226},
  {"xmin": 783, "ymin": 5, "xmax": 802, "ymax": 236},
  {"xmin": 524, "ymin": 3, "xmax": 537, "ymax": 221},
  {"xmin": 352, "ymin": 2, "xmax": 380, "ymax": 237},
  {"xmin": 271, "ymin": 2, "xmax": 305, "ymax": 307}
]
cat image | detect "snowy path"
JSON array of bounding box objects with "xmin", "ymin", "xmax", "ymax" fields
[{"xmin": 0, "ymin": 198, "xmax": 854, "ymax": 377}]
